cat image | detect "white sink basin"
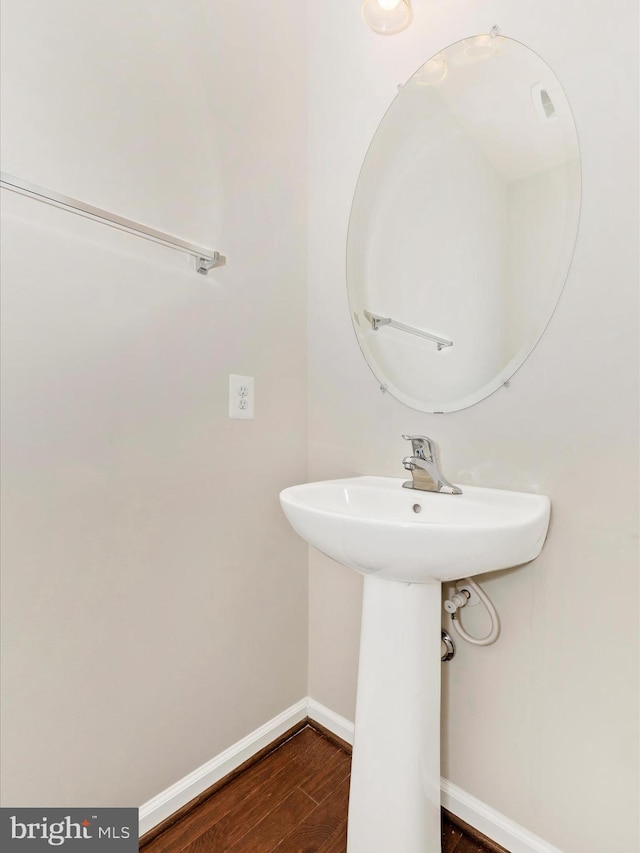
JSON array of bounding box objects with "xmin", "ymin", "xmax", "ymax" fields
[{"xmin": 280, "ymin": 475, "xmax": 550, "ymax": 583}]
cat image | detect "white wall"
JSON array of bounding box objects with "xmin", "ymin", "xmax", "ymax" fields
[
  {"xmin": 308, "ymin": 2, "xmax": 639, "ymax": 853},
  {"xmin": 0, "ymin": 0, "xmax": 308, "ymax": 807}
]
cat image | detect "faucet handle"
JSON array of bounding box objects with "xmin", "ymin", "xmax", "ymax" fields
[{"xmin": 402, "ymin": 434, "xmax": 437, "ymax": 460}]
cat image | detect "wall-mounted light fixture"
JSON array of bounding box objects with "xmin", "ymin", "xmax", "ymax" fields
[{"xmin": 361, "ymin": 0, "xmax": 413, "ymax": 35}]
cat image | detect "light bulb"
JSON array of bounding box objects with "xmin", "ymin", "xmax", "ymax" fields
[
  {"xmin": 415, "ymin": 54, "xmax": 448, "ymax": 85},
  {"xmin": 463, "ymin": 33, "xmax": 499, "ymax": 60},
  {"xmin": 361, "ymin": 0, "xmax": 412, "ymax": 35}
]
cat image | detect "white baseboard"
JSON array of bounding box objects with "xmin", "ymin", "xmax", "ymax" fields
[
  {"xmin": 138, "ymin": 698, "xmax": 307, "ymax": 837},
  {"xmin": 440, "ymin": 778, "xmax": 565, "ymax": 853},
  {"xmin": 139, "ymin": 697, "xmax": 564, "ymax": 853},
  {"xmin": 307, "ymin": 698, "xmax": 355, "ymax": 746}
]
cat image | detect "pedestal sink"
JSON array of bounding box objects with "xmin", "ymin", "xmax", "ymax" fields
[{"xmin": 280, "ymin": 476, "xmax": 550, "ymax": 853}]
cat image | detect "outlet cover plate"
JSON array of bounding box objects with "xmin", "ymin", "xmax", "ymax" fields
[{"xmin": 229, "ymin": 374, "xmax": 255, "ymax": 419}]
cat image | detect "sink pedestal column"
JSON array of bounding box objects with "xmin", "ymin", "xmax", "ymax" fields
[{"xmin": 347, "ymin": 576, "xmax": 442, "ymax": 853}]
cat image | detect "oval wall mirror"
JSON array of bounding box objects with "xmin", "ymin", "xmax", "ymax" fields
[{"xmin": 346, "ymin": 33, "xmax": 581, "ymax": 412}]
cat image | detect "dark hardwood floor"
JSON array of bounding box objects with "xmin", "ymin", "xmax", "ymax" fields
[{"xmin": 140, "ymin": 724, "xmax": 508, "ymax": 853}]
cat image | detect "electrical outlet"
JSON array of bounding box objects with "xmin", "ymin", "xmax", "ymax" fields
[{"xmin": 229, "ymin": 374, "xmax": 254, "ymax": 419}]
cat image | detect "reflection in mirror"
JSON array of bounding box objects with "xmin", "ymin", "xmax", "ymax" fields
[{"xmin": 347, "ymin": 34, "xmax": 581, "ymax": 412}]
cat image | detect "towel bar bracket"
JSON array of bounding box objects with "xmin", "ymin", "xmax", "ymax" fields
[{"xmin": 196, "ymin": 252, "xmax": 226, "ymax": 275}]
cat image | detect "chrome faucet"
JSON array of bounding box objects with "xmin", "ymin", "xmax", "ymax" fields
[{"xmin": 402, "ymin": 435, "xmax": 462, "ymax": 494}]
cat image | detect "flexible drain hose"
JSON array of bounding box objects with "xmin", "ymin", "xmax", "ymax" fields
[{"xmin": 450, "ymin": 577, "xmax": 500, "ymax": 646}]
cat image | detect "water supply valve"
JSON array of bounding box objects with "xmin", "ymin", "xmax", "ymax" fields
[
  {"xmin": 443, "ymin": 589, "xmax": 470, "ymax": 614},
  {"xmin": 444, "ymin": 577, "xmax": 500, "ymax": 647}
]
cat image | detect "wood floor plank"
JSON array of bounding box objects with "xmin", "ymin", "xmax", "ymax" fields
[
  {"xmin": 314, "ymin": 820, "xmax": 348, "ymax": 853},
  {"xmin": 451, "ymin": 837, "xmax": 488, "ymax": 853},
  {"xmin": 144, "ymin": 729, "xmax": 322, "ymax": 853},
  {"xmin": 222, "ymin": 788, "xmax": 317, "ymax": 853},
  {"xmin": 179, "ymin": 762, "xmax": 314, "ymax": 853},
  {"xmin": 442, "ymin": 818, "xmax": 466, "ymax": 853},
  {"xmin": 271, "ymin": 776, "xmax": 351, "ymax": 853},
  {"xmin": 298, "ymin": 749, "xmax": 351, "ymax": 805}
]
